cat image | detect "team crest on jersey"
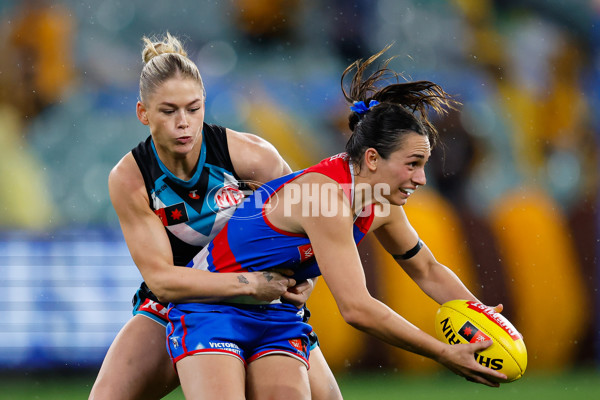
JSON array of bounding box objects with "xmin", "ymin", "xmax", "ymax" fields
[{"xmin": 215, "ymin": 185, "xmax": 245, "ymax": 209}]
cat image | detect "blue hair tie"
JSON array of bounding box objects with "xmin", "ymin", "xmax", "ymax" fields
[{"xmin": 350, "ymin": 100, "xmax": 380, "ymax": 114}]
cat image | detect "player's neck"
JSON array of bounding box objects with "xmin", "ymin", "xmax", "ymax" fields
[
  {"xmin": 352, "ymin": 174, "xmax": 377, "ymax": 215},
  {"xmin": 156, "ymin": 139, "xmax": 203, "ymax": 181}
]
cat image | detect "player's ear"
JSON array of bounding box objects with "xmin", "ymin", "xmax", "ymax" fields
[
  {"xmin": 364, "ymin": 148, "xmax": 379, "ymax": 172},
  {"xmin": 137, "ymin": 101, "xmax": 149, "ymax": 125}
]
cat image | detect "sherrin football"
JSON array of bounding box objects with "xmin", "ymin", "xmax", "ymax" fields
[{"xmin": 434, "ymin": 300, "xmax": 527, "ymax": 382}]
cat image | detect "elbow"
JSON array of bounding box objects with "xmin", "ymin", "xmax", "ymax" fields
[
  {"xmin": 145, "ymin": 275, "xmax": 181, "ymax": 304},
  {"xmin": 339, "ymin": 302, "xmax": 377, "ymax": 332},
  {"xmin": 152, "ymin": 288, "xmax": 177, "ymax": 304}
]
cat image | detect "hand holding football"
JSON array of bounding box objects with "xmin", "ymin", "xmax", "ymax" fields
[{"xmin": 434, "ymin": 300, "xmax": 527, "ymax": 382}]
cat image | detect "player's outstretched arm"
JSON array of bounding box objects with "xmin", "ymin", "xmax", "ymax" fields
[
  {"xmin": 302, "ymin": 192, "xmax": 506, "ymax": 387},
  {"xmin": 374, "ymin": 205, "xmax": 479, "ymax": 305}
]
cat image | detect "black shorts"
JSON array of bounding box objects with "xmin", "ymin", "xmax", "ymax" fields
[{"xmin": 131, "ymin": 282, "xmax": 170, "ymax": 326}]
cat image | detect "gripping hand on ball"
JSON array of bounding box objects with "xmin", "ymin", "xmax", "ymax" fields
[{"xmin": 438, "ymin": 340, "xmax": 508, "ymax": 387}]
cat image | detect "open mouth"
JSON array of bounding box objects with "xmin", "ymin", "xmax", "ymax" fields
[{"xmin": 400, "ymin": 188, "xmax": 415, "ymax": 196}]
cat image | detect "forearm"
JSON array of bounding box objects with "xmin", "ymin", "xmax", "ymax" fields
[
  {"xmin": 412, "ymin": 263, "xmax": 479, "ymax": 305},
  {"xmin": 343, "ymin": 298, "xmax": 449, "ymax": 361},
  {"xmin": 145, "ymin": 266, "xmax": 254, "ymax": 303}
]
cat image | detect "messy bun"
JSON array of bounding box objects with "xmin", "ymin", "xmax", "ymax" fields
[
  {"xmin": 141, "ymin": 32, "xmax": 188, "ymax": 64},
  {"xmin": 139, "ymin": 32, "xmax": 204, "ymax": 103}
]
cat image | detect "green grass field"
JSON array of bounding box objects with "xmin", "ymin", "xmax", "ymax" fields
[{"xmin": 0, "ymin": 369, "xmax": 598, "ymax": 400}]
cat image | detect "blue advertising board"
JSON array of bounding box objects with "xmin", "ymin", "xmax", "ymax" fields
[{"xmin": 0, "ymin": 230, "xmax": 141, "ymax": 368}]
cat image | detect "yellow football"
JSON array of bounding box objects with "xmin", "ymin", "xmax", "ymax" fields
[{"xmin": 434, "ymin": 300, "xmax": 527, "ymax": 382}]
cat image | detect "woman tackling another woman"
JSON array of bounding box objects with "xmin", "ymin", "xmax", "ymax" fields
[
  {"xmin": 89, "ymin": 33, "xmax": 341, "ymax": 400},
  {"xmin": 166, "ymin": 47, "xmax": 508, "ymax": 400}
]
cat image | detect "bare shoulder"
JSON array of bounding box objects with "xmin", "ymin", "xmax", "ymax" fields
[
  {"xmin": 226, "ymin": 128, "xmax": 271, "ymax": 148},
  {"xmin": 108, "ymin": 152, "xmax": 147, "ymax": 207},
  {"xmin": 226, "ymin": 128, "xmax": 291, "ymax": 183},
  {"xmin": 109, "ymin": 153, "xmax": 142, "ymax": 187},
  {"xmin": 226, "ymin": 128, "xmax": 280, "ymax": 163}
]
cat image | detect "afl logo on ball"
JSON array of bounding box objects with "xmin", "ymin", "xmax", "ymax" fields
[{"xmin": 215, "ymin": 185, "xmax": 244, "ymax": 209}]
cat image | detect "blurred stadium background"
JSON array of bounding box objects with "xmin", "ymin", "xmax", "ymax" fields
[{"xmin": 0, "ymin": 0, "xmax": 599, "ymax": 398}]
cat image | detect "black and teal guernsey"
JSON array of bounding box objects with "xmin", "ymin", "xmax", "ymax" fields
[{"xmin": 131, "ymin": 123, "xmax": 245, "ymax": 267}]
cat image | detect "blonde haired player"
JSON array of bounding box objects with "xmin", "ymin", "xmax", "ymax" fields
[{"xmin": 89, "ymin": 33, "xmax": 342, "ymax": 400}]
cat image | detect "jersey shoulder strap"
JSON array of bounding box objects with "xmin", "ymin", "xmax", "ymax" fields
[
  {"xmin": 202, "ymin": 123, "xmax": 239, "ymax": 179},
  {"xmin": 131, "ymin": 135, "xmax": 159, "ymax": 196}
]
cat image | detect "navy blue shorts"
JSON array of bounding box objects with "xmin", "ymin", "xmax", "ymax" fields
[{"xmin": 167, "ymin": 302, "xmax": 312, "ymax": 368}]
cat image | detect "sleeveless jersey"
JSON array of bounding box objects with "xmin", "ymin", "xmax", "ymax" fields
[
  {"xmin": 187, "ymin": 153, "xmax": 376, "ymax": 281},
  {"xmin": 132, "ymin": 123, "xmax": 245, "ymax": 266}
]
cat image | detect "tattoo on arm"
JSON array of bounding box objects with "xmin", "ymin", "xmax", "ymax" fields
[
  {"xmin": 238, "ymin": 275, "xmax": 249, "ymax": 284},
  {"xmin": 262, "ymin": 271, "xmax": 273, "ymax": 282}
]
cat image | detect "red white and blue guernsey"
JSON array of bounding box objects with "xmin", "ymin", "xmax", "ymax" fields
[
  {"xmin": 166, "ymin": 153, "xmax": 375, "ymax": 368},
  {"xmin": 187, "ymin": 152, "xmax": 376, "ymax": 281}
]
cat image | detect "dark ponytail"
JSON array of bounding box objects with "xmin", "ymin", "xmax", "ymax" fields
[{"xmin": 341, "ymin": 45, "xmax": 459, "ymax": 167}]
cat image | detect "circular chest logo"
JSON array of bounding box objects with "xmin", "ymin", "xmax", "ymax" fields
[{"xmin": 214, "ymin": 185, "xmax": 245, "ymax": 209}]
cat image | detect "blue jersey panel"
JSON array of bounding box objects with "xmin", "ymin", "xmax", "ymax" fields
[{"xmin": 187, "ymin": 154, "xmax": 374, "ymax": 282}]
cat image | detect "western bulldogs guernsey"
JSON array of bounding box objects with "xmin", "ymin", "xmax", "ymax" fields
[
  {"xmin": 132, "ymin": 123, "xmax": 243, "ymax": 266},
  {"xmin": 166, "ymin": 153, "xmax": 372, "ymax": 367},
  {"xmin": 187, "ymin": 153, "xmax": 376, "ymax": 283}
]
